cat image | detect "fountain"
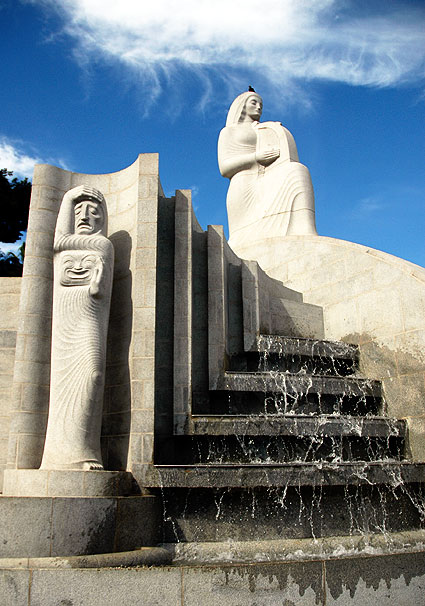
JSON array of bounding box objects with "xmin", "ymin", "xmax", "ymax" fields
[
  {"xmin": 149, "ymin": 200, "xmax": 424, "ymax": 552},
  {"xmin": 0, "ymin": 94, "xmax": 424, "ymax": 602}
]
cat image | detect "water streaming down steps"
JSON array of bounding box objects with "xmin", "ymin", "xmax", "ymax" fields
[
  {"xmin": 159, "ymin": 334, "xmax": 416, "ymax": 469},
  {"xmin": 152, "ymin": 334, "xmax": 425, "ymax": 543}
]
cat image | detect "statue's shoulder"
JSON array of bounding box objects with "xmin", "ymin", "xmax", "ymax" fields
[
  {"xmin": 218, "ymin": 125, "xmax": 233, "ymax": 138},
  {"xmin": 218, "ymin": 125, "xmax": 233, "ymax": 151},
  {"xmin": 219, "ymin": 124, "xmax": 245, "ymax": 135},
  {"xmin": 96, "ymin": 234, "xmax": 114, "ymax": 258}
]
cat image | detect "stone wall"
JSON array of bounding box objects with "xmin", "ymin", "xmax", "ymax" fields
[
  {"xmin": 0, "ymin": 278, "xmax": 21, "ymax": 489},
  {"xmin": 2, "ymin": 170, "xmax": 324, "ymax": 491},
  {"xmin": 234, "ymin": 234, "xmax": 425, "ymax": 460},
  {"xmin": 6, "ymin": 156, "xmax": 162, "ymax": 480}
]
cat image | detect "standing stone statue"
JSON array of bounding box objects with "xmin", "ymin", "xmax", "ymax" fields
[
  {"xmin": 40, "ymin": 186, "xmax": 114, "ymax": 470},
  {"xmin": 218, "ymin": 91, "xmax": 317, "ymax": 251}
]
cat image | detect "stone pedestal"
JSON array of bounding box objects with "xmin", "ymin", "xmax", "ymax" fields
[
  {"xmin": 0, "ymin": 494, "xmax": 161, "ymax": 558},
  {"xmin": 3, "ymin": 469, "xmax": 133, "ymax": 497},
  {"xmin": 1, "ymin": 470, "xmax": 161, "ymax": 558}
]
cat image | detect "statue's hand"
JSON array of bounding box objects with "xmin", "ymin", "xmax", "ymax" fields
[
  {"xmin": 89, "ymin": 257, "xmax": 104, "ymax": 298},
  {"xmin": 63, "ymin": 185, "xmax": 104, "ymax": 205},
  {"xmin": 256, "ymin": 148, "xmax": 280, "ymax": 166}
]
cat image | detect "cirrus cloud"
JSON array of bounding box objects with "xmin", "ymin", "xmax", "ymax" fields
[
  {"xmin": 0, "ymin": 137, "xmax": 69, "ymax": 179},
  {"xmin": 0, "ymin": 138, "xmax": 43, "ymax": 179},
  {"xmin": 27, "ymin": 0, "xmax": 425, "ymax": 106}
]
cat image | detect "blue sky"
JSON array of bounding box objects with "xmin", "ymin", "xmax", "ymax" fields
[{"xmin": 1, "ymin": 0, "xmax": 424, "ymax": 266}]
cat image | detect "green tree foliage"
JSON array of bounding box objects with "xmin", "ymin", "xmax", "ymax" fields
[
  {"xmin": 0, "ymin": 168, "xmax": 31, "ymax": 243},
  {"xmin": 0, "ymin": 169, "xmax": 31, "ymax": 276}
]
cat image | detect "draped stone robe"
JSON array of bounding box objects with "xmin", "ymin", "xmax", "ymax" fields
[
  {"xmin": 41, "ymin": 217, "xmax": 114, "ymax": 470},
  {"xmin": 218, "ymin": 120, "xmax": 317, "ymax": 251}
]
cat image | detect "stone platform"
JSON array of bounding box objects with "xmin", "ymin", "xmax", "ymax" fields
[
  {"xmin": 0, "ymin": 156, "xmax": 424, "ymax": 604},
  {"xmin": 1, "ymin": 546, "xmax": 424, "ymax": 605},
  {"xmin": 0, "ymin": 493, "xmax": 160, "ymax": 558}
]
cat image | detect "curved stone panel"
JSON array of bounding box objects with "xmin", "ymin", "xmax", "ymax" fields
[{"xmin": 7, "ymin": 155, "xmax": 161, "ymax": 474}]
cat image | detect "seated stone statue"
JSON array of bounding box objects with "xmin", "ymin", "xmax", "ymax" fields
[
  {"xmin": 218, "ymin": 91, "xmax": 317, "ymax": 252},
  {"xmin": 40, "ymin": 185, "xmax": 114, "ymax": 471}
]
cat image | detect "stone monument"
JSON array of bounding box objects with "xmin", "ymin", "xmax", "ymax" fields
[
  {"xmin": 40, "ymin": 185, "xmax": 114, "ymax": 471},
  {"xmin": 0, "ymin": 94, "xmax": 424, "ymax": 604},
  {"xmin": 218, "ymin": 91, "xmax": 317, "ymax": 251}
]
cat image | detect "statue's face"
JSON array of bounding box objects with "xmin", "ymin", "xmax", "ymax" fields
[
  {"xmin": 244, "ymin": 95, "xmax": 263, "ymax": 121},
  {"xmin": 74, "ymin": 200, "xmax": 104, "ymax": 234}
]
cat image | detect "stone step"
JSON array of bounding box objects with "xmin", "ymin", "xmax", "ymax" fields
[
  {"xmin": 156, "ymin": 481, "xmax": 425, "ymax": 543},
  {"xmin": 189, "ymin": 415, "xmax": 406, "ymax": 438},
  {"xmin": 231, "ymin": 336, "xmax": 359, "ymax": 376},
  {"xmin": 234, "ymin": 335, "xmax": 359, "ymax": 376},
  {"xmin": 172, "ymin": 434, "xmax": 405, "ymax": 466},
  {"xmin": 146, "ymin": 461, "xmax": 425, "ymax": 488},
  {"xmin": 256, "ymin": 335, "xmax": 359, "ymax": 360},
  {"xmin": 230, "ymin": 351, "xmax": 358, "ymax": 376},
  {"xmin": 202, "ymin": 387, "xmax": 381, "ymax": 417},
  {"xmin": 217, "ymin": 372, "xmax": 382, "ymax": 398}
]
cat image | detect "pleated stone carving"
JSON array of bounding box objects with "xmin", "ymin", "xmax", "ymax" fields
[
  {"xmin": 218, "ymin": 91, "xmax": 317, "ymax": 251},
  {"xmin": 40, "ymin": 186, "xmax": 114, "ymax": 470}
]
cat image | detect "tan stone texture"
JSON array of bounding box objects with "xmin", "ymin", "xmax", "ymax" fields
[{"xmin": 6, "ymin": 155, "xmax": 161, "ymax": 490}]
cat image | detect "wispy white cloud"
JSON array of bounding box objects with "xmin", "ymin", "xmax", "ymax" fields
[
  {"xmin": 355, "ymin": 196, "xmax": 385, "ymax": 216},
  {"xmin": 163, "ymin": 185, "xmax": 200, "ymax": 209},
  {"xmin": 188, "ymin": 185, "xmax": 200, "ymax": 211},
  {"xmin": 188, "ymin": 185, "xmax": 200, "ymax": 199},
  {"xmin": 28, "ymin": 0, "xmax": 425, "ymax": 107},
  {"xmin": 0, "ymin": 138, "xmax": 42, "ymax": 179},
  {"xmin": 0, "ymin": 137, "xmax": 69, "ymax": 179}
]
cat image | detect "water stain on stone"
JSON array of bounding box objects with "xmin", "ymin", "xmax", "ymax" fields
[
  {"xmin": 325, "ymin": 551, "xmax": 425, "ymax": 600},
  {"xmin": 223, "ymin": 561, "xmax": 323, "ymax": 604}
]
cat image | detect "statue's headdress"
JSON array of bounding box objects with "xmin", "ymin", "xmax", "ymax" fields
[{"xmin": 225, "ymin": 91, "xmax": 262, "ymax": 126}]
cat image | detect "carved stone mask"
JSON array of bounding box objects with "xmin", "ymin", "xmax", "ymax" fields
[{"xmin": 74, "ymin": 200, "xmax": 104, "ymax": 235}]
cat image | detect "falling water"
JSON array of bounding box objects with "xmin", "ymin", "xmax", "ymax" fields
[{"xmin": 158, "ymin": 333, "xmax": 425, "ymax": 555}]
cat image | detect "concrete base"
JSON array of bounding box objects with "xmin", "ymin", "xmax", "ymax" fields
[
  {"xmin": 3, "ymin": 469, "xmax": 134, "ymax": 497},
  {"xmin": 0, "ymin": 494, "xmax": 161, "ymax": 558},
  {"xmin": 0, "ymin": 547, "xmax": 424, "ymax": 605}
]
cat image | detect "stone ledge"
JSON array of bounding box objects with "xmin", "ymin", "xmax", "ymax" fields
[
  {"xmin": 0, "ymin": 543, "xmax": 424, "ymax": 606},
  {"xmin": 162, "ymin": 529, "xmax": 425, "ymax": 565},
  {"xmin": 256, "ymin": 334, "xmax": 359, "ymax": 359},
  {"xmin": 3, "ymin": 469, "xmax": 134, "ymax": 497},
  {"xmin": 189, "ymin": 415, "xmax": 406, "ymax": 438},
  {"xmin": 218, "ymin": 371, "xmax": 382, "ymax": 397},
  {"xmin": 143, "ymin": 461, "xmax": 425, "ymax": 488},
  {"xmin": 0, "ymin": 547, "xmax": 171, "ymax": 569}
]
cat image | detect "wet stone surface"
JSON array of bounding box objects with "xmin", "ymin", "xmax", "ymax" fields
[
  {"xmin": 150, "ymin": 332, "xmax": 425, "ymax": 553},
  {"xmin": 157, "ymin": 484, "xmax": 425, "ymax": 543}
]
